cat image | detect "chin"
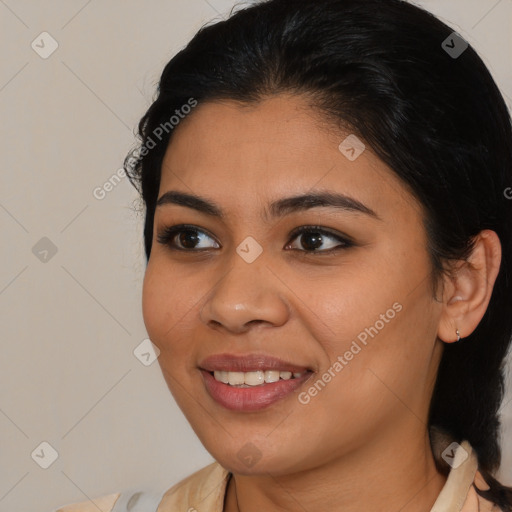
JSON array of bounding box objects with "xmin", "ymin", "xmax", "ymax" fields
[{"xmin": 209, "ymin": 444, "xmax": 302, "ymax": 476}]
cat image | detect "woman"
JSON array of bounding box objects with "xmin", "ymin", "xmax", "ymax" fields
[{"xmin": 56, "ymin": 0, "xmax": 512, "ymax": 510}]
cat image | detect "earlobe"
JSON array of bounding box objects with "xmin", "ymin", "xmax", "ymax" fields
[
  {"xmin": 438, "ymin": 322, "xmax": 463, "ymax": 344},
  {"xmin": 436, "ymin": 230, "xmax": 501, "ymax": 344}
]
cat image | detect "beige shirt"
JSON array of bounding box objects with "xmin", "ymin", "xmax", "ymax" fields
[{"xmin": 55, "ymin": 436, "xmax": 502, "ymax": 512}]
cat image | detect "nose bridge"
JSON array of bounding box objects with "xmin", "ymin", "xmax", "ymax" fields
[{"xmin": 200, "ymin": 248, "xmax": 289, "ymax": 332}]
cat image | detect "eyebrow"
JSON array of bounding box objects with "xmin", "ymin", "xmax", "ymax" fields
[{"xmin": 156, "ymin": 190, "xmax": 381, "ymax": 221}]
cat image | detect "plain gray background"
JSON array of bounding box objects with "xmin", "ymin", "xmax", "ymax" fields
[{"xmin": 0, "ymin": 1, "xmax": 511, "ymax": 511}]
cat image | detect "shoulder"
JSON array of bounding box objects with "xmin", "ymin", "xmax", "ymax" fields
[
  {"xmin": 158, "ymin": 461, "xmax": 231, "ymax": 512},
  {"xmin": 53, "ymin": 462, "xmax": 230, "ymax": 512},
  {"xmin": 55, "ymin": 489, "xmax": 166, "ymax": 512},
  {"xmin": 54, "ymin": 492, "xmax": 121, "ymax": 512},
  {"xmin": 429, "ymin": 430, "xmax": 505, "ymax": 512},
  {"xmin": 460, "ymin": 470, "xmax": 505, "ymax": 512}
]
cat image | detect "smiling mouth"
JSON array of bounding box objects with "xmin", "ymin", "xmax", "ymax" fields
[
  {"xmin": 201, "ymin": 368, "xmax": 314, "ymax": 412},
  {"xmin": 209, "ymin": 369, "xmax": 311, "ymax": 387}
]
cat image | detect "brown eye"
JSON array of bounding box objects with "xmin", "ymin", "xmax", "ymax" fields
[
  {"xmin": 157, "ymin": 225, "xmax": 220, "ymax": 251},
  {"xmin": 156, "ymin": 224, "xmax": 353, "ymax": 254},
  {"xmin": 175, "ymin": 229, "xmax": 201, "ymax": 249},
  {"xmin": 286, "ymin": 226, "xmax": 353, "ymax": 254}
]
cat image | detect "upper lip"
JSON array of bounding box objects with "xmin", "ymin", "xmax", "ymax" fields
[{"xmin": 199, "ymin": 353, "xmax": 312, "ymax": 373}]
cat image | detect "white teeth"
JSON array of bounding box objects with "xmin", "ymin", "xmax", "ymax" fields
[
  {"xmin": 212, "ymin": 370, "xmax": 305, "ymax": 386},
  {"xmin": 227, "ymin": 372, "xmax": 245, "ymax": 386},
  {"xmin": 264, "ymin": 370, "xmax": 280, "ymax": 383},
  {"xmin": 215, "ymin": 371, "xmax": 229, "ymax": 384},
  {"xmin": 244, "ymin": 371, "xmax": 264, "ymax": 386}
]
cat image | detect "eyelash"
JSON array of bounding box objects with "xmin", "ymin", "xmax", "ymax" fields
[{"xmin": 156, "ymin": 224, "xmax": 354, "ymax": 255}]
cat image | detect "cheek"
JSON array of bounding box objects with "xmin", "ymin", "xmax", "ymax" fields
[
  {"xmin": 285, "ymin": 261, "xmax": 402, "ymax": 355},
  {"xmin": 141, "ymin": 257, "xmax": 217, "ymax": 377},
  {"xmin": 292, "ymin": 243, "xmax": 433, "ymax": 373},
  {"xmin": 142, "ymin": 259, "xmax": 192, "ymax": 349},
  {"xmin": 141, "ymin": 264, "xmax": 167, "ymax": 343},
  {"xmin": 141, "ymin": 263, "xmax": 200, "ymax": 400}
]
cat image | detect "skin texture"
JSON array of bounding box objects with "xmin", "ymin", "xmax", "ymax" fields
[{"xmin": 142, "ymin": 94, "xmax": 501, "ymax": 512}]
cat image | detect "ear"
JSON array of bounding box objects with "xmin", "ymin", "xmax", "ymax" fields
[{"xmin": 437, "ymin": 230, "xmax": 501, "ymax": 343}]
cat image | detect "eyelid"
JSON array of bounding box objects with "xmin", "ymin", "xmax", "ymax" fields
[
  {"xmin": 156, "ymin": 223, "xmax": 354, "ymax": 253},
  {"xmin": 287, "ymin": 225, "xmax": 354, "ymax": 245},
  {"xmin": 156, "ymin": 224, "xmax": 220, "ymax": 250}
]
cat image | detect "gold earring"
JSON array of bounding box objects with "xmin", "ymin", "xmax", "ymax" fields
[{"xmin": 456, "ymin": 328, "xmax": 461, "ymax": 342}]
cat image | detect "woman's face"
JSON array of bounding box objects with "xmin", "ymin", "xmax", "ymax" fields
[{"xmin": 142, "ymin": 94, "xmax": 445, "ymax": 475}]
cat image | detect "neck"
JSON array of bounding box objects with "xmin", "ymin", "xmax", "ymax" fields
[{"xmin": 225, "ymin": 426, "xmax": 447, "ymax": 512}]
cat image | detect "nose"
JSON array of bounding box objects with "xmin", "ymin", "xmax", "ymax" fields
[{"xmin": 199, "ymin": 254, "xmax": 290, "ymax": 334}]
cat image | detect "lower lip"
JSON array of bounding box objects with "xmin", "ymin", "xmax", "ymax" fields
[{"xmin": 200, "ymin": 370, "xmax": 313, "ymax": 412}]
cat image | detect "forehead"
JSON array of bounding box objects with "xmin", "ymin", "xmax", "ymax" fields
[{"xmin": 158, "ymin": 94, "xmax": 419, "ymax": 220}]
